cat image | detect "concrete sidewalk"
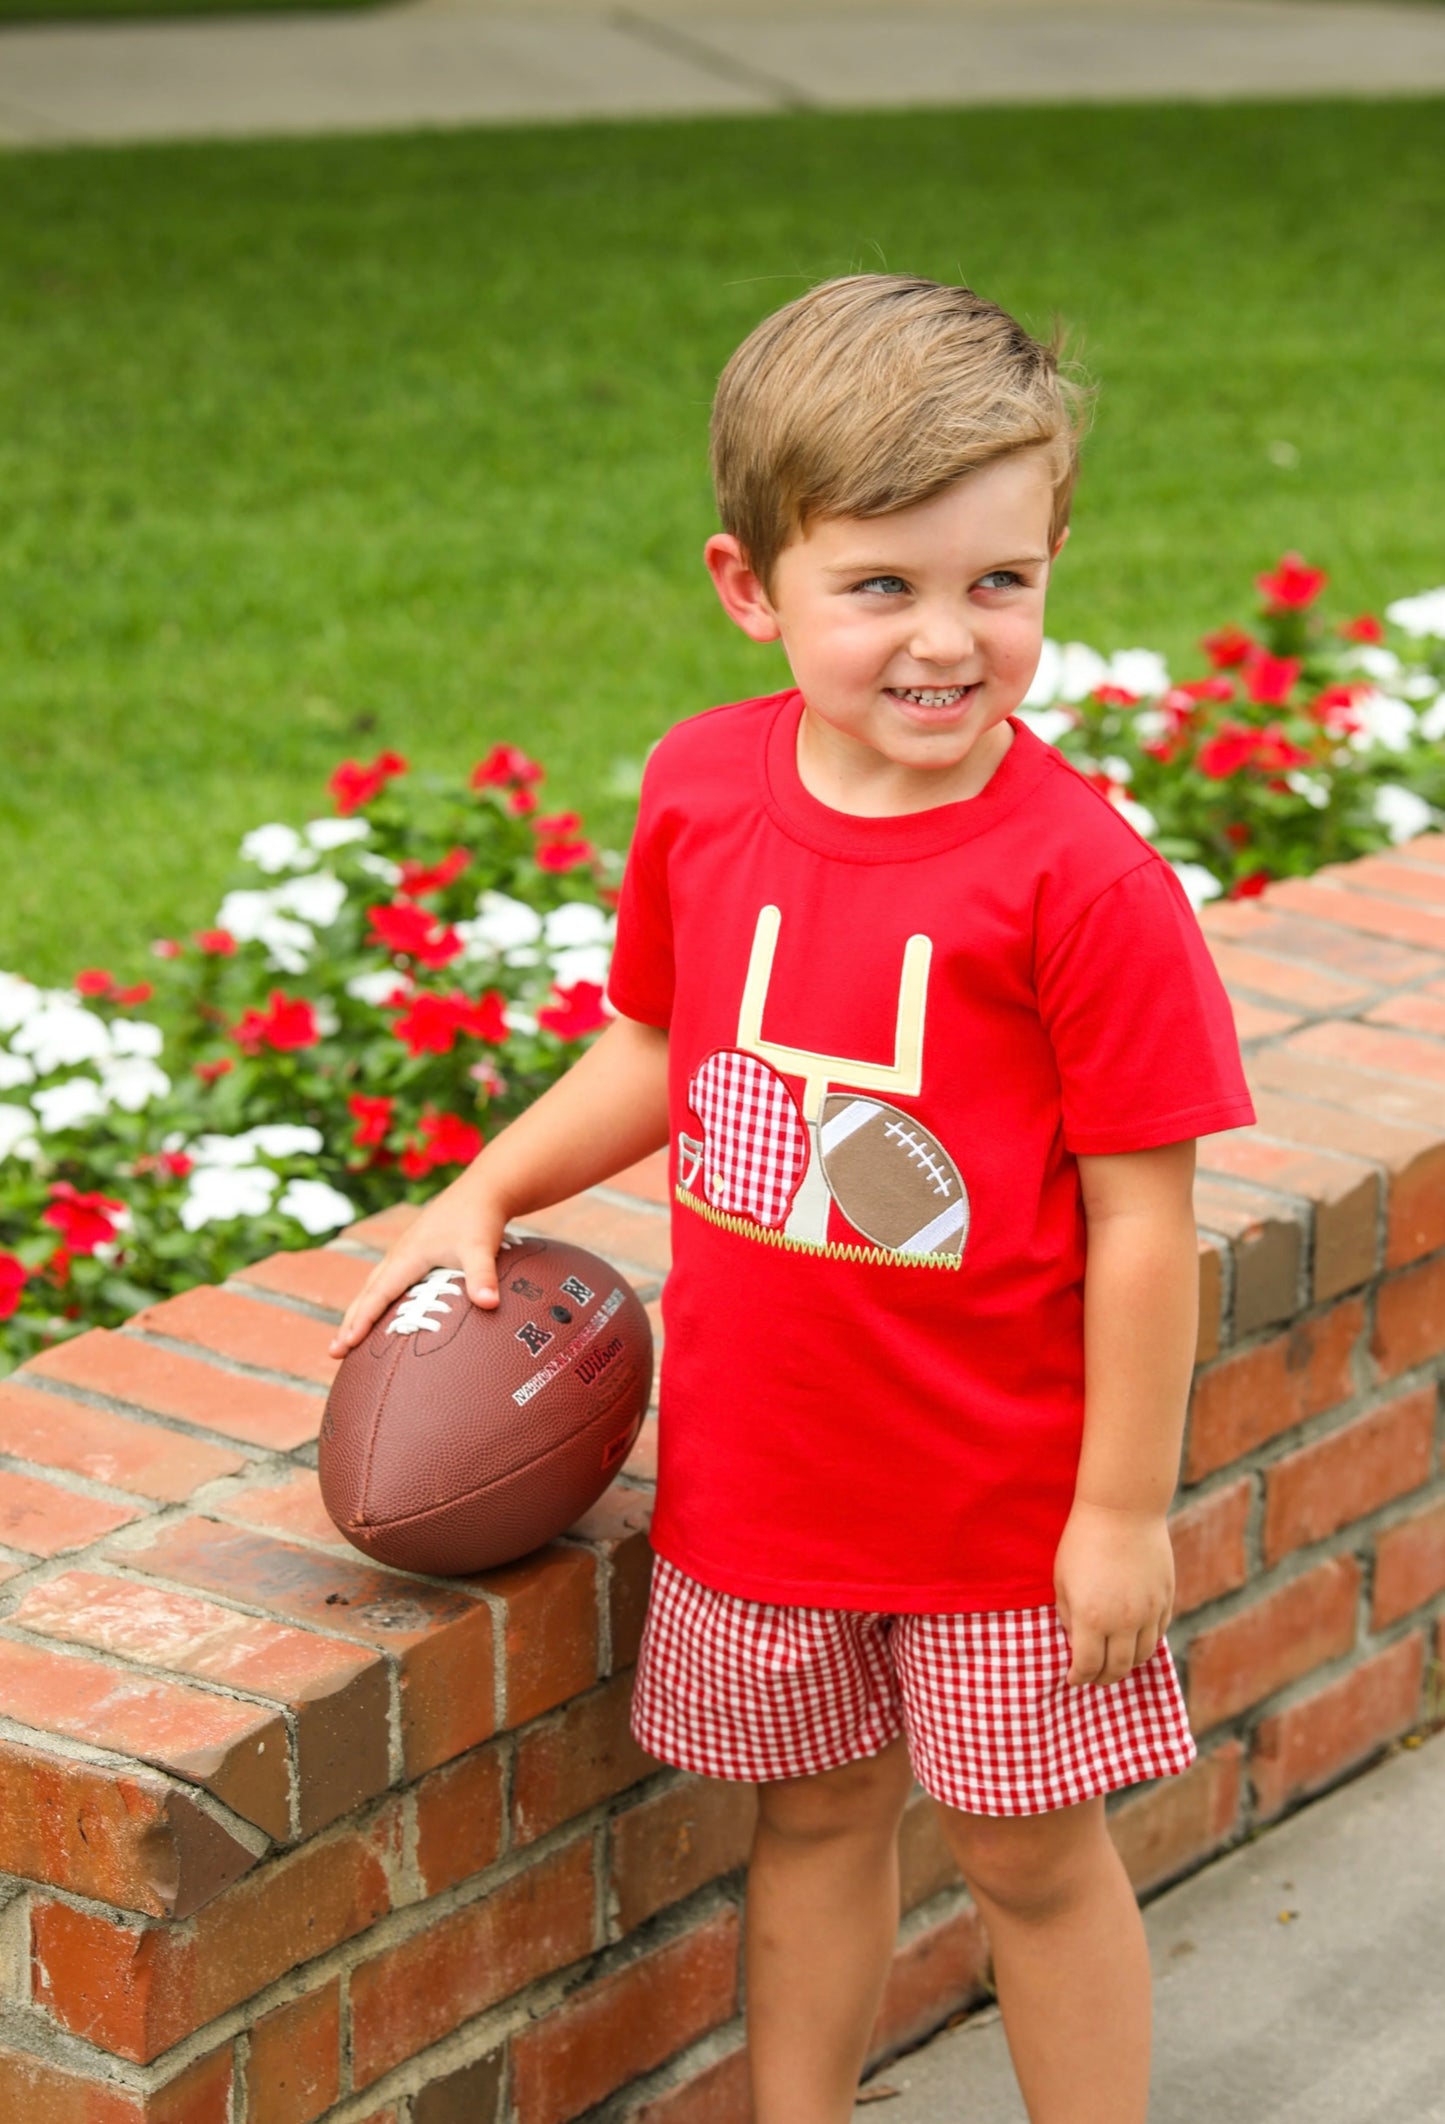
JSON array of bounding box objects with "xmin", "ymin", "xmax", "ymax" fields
[
  {"xmin": 3, "ymin": 0, "xmax": 1445, "ymax": 147},
  {"xmin": 854, "ymin": 1727, "xmax": 1445, "ymax": 2124}
]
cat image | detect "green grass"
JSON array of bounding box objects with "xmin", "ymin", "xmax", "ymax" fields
[{"xmin": 1, "ymin": 102, "xmax": 1442, "ymax": 985}]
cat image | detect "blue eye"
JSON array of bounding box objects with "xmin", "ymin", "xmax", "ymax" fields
[
  {"xmin": 977, "ymin": 569, "xmax": 1023, "ymax": 591},
  {"xmin": 855, "ymin": 574, "xmax": 908, "ymax": 595}
]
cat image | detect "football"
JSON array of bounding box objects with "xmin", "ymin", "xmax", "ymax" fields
[
  {"xmin": 318, "ymin": 1234, "xmax": 652, "ymax": 1575},
  {"xmin": 818, "ymin": 1094, "xmax": 970, "ymax": 1258}
]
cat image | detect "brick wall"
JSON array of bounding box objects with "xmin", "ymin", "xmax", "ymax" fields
[{"xmin": 2, "ymin": 838, "xmax": 1444, "ymax": 2123}]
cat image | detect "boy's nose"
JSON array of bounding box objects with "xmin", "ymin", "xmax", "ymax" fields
[{"xmin": 908, "ymin": 611, "xmax": 976, "ymax": 666}]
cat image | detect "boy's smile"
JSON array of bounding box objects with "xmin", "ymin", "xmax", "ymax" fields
[{"xmin": 705, "ymin": 448, "xmax": 1064, "ymax": 817}]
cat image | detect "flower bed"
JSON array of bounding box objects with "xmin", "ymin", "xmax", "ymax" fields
[{"xmin": 1, "ymin": 560, "xmax": 1442, "ymax": 1373}]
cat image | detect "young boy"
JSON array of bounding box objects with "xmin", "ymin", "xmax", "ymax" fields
[{"xmin": 333, "ymin": 275, "xmax": 1255, "ymax": 2124}]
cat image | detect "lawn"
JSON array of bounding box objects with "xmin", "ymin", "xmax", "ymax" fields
[{"xmin": 1, "ymin": 101, "xmax": 1441, "ymax": 986}]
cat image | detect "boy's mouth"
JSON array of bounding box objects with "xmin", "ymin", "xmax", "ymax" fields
[{"xmin": 886, "ymin": 683, "xmax": 979, "ymax": 712}]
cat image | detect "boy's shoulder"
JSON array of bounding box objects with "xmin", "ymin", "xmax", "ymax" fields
[{"xmin": 645, "ymin": 690, "xmax": 782, "ymax": 773}]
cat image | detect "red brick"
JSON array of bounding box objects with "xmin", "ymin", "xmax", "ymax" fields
[
  {"xmin": 623, "ymin": 1414, "xmax": 659, "ymax": 1485},
  {"xmin": 1261, "ymin": 877, "xmax": 1445, "ymax": 955},
  {"xmin": 607, "ymin": 1150, "xmax": 671, "ymax": 1206},
  {"xmin": 350, "ymin": 1836, "xmax": 595, "ymax": 2088},
  {"xmin": 517, "ymin": 1197, "xmax": 671, "ymax": 1279},
  {"xmin": 0, "ymin": 1635, "xmax": 290, "ymax": 1839},
  {"xmin": 1251, "ymin": 1632, "xmax": 1425, "ymax": 1819},
  {"xmin": 898, "ymin": 1790, "xmax": 963, "ymax": 1913},
  {"xmin": 1371, "ymin": 1252, "xmax": 1445, "ymax": 1378},
  {"xmin": 1289, "ymin": 1017, "xmax": 1445, "ymax": 1090},
  {"xmin": 415, "ymin": 1742, "xmax": 506, "ymax": 1895},
  {"xmin": 1108, "ymin": 1741, "xmax": 1244, "ymax": 1896},
  {"xmin": 1228, "ymin": 994, "xmax": 1302, "ymax": 1042},
  {"xmin": 0, "ymin": 1468, "xmax": 142, "ymax": 1556},
  {"xmin": 1184, "ymin": 1556, "xmax": 1360, "ymax": 1732},
  {"xmin": 127, "ymin": 1286, "xmax": 339, "ymax": 1390},
  {"xmin": 1191, "ymin": 1179, "xmax": 1302, "ymax": 1333},
  {"xmin": 1197, "ymin": 1133, "xmax": 1377, "ymax": 1300},
  {"xmin": 1196, "ymin": 1240, "xmax": 1223, "ymax": 1364},
  {"xmin": 1262, "ymin": 1388, "xmax": 1435, "ymax": 1563},
  {"xmin": 1200, "ymin": 901, "xmax": 1436, "ymax": 985},
  {"xmin": 609, "ymin": 1780, "xmax": 756, "ymax": 1933},
  {"xmin": 1370, "ymin": 990, "xmax": 1445, "ymax": 1037},
  {"xmin": 32, "ymin": 1827, "xmax": 390, "ymax": 2062},
  {"xmin": 567, "ymin": 1481, "xmax": 654, "ymax": 1671},
  {"xmin": 865, "ymin": 1904, "xmax": 993, "ymax": 2070},
  {"xmin": 217, "ymin": 1467, "xmax": 355, "ymax": 1552},
  {"xmin": 244, "ymin": 1978, "xmax": 341, "ymax": 2124},
  {"xmin": 111, "ymin": 1516, "xmax": 495, "ymax": 1777},
  {"xmin": 1206, "ymin": 941, "xmax": 1372, "ymax": 1014},
  {"xmin": 1246, "ymin": 1087, "xmax": 1445, "ymax": 1270},
  {"xmin": 1169, "ymin": 1479, "xmax": 1252, "ymax": 1616},
  {"xmin": 234, "ymin": 1247, "xmax": 374, "ymax": 1314},
  {"xmin": 0, "ymin": 2046, "xmax": 232, "ymax": 2124},
  {"xmin": 475, "ymin": 1542, "xmax": 599, "ymax": 1729},
  {"xmin": 513, "ymin": 1672, "xmax": 653, "ymax": 1847},
  {"xmin": 28, "ymin": 1331, "xmax": 322, "ymax": 1451},
  {"xmin": 0, "ymin": 1734, "xmax": 257, "ymax": 1917},
  {"xmin": 1374, "ymin": 1498, "xmax": 1445, "ymax": 1627},
  {"xmin": 0, "ymin": 1381, "xmax": 244, "ymax": 1502},
  {"xmin": 342, "ymin": 1202, "xmax": 421, "ymax": 1250},
  {"xmin": 630, "ymin": 2046, "xmax": 750, "ymax": 2124},
  {"xmin": 14, "ymin": 1569, "xmax": 389, "ymax": 1836},
  {"xmin": 1336, "ymin": 854, "xmax": 1445, "ymax": 907},
  {"xmin": 1394, "ymin": 833, "xmax": 1445, "ymax": 868},
  {"xmin": 1185, "ymin": 1298, "xmax": 1362, "ymax": 1480},
  {"xmin": 1249, "ymin": 1043, "xmax": 1445, "ymax": 1132},
  {"xmin": 0, "ymin": 1557, "xmax": 20, "ymax": 1583},
  {"xmin": 511, "ymin": 1907, "xmax": 741, "ymax": 2124},
  {"xmin": 411, "ymin": 2051, "xmax": 506, "ymax": 2124}
]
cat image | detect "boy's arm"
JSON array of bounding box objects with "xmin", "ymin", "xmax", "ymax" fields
[
  {"xmin": 330, "ymin": 1012, "xmax": 670, "ymax": 1355},
  {"xmin": 1053, "ymin": 1138, "xmax": 1198, "ymax": 1687}
]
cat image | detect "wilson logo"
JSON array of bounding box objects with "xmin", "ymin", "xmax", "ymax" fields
[{"xmin": 576, "ymin": 1334, "xmax": 623, "ymax": 1388}]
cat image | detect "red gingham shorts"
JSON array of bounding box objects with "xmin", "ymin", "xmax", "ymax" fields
[{"xmin": 631, "ymin": 1554, "xmax": 1196, "ymax": 1817}]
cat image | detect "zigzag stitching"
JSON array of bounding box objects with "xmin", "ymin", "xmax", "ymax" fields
[{"xmin": 676, "ymin": 1187, "xmax": 963, "ymax": 1269}]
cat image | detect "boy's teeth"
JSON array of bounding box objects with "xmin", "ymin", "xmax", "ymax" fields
[{"xmin": 893, "ymin": 686, "xmax": 970, "ymax": 705}]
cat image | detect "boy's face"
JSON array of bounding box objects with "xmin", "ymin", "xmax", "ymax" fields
[{"xmin": 705, "ymin": 449, "xmax": 1064, "ymax": 811}]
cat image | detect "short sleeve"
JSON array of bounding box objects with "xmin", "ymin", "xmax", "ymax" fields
[
  {"xmin": 1036, "ymin": 857, "xmax": 1256, "ymax": 1154},
  {"xmin": 604, "ymin": 757, "xmax": 675, "ymax": 1029}
]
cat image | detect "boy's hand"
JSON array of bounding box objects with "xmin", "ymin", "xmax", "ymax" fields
[
  {"xmin": 1052, "ymin": 1500, "xmax": 1175, "ymax": 1689},
  {"xmin": 328, "ymin": 1177, "xmax": 509, "ymax": 1358}
]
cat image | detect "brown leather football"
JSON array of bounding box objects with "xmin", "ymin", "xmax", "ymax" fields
[{"xmin": 318, "ymin": 1234, "xmax": 652, "ymax": 1575}]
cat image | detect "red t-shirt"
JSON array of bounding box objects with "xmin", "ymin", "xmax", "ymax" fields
[{"xmin": 607, "ymin": 690, "xmax": 1255, "ymax": 1613}]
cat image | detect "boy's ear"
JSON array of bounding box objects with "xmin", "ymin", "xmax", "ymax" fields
[
  {"xmin": 1051, "ymin": 524, "xmax": 1071, "ymax": 561},
  {"xmin": 704, "ymin": 534, "xmax": 782, "ymax": 644}
]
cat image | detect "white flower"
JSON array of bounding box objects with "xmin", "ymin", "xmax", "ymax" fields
[
  {"xmin": 1014, "ymin": 706, "xmax": 1073, "ymax": 745},
  {"xmin": 241, "ymin": 823, "xmax": 313, "ymax": 874},
  {"xmin": 11, "ymin": 1003, "xmax": 112, "ymax": 1073},
  {"xmin": 32, "ymin": 1078, "xmax": 109, "ymax": 1132},
  {"xmin": 1373, "ymin": 785, "xmax": 1435, "ymax": 844},
  {"xmin": 1284, "ymin": 772, "xmax": 1330, "ymax": 811},
  {"xmin": 1347, "ymin": 644, "xmax": 1405, "ymax": 684},
  {"xmin": 1100, "ymin": 755, "xmax": 1132, "ymax": 783},
  {"xmin": 1418, "ymin": 694, "xmax": 1445, "ymax": 742},
  {"xmin": 1401, "ymin": 672, "xmax": 1439, "ymax": 701},
  {"xmin": 304, "ymin": 817, "xmax": 370, "ymax": 851},
  {"xmin": 1104, "ymin": 648, "xmax": 1171, "ymax": 697},
  {"xmin": 1170, "ymin": 862, "xmax": 1224, "ymax": 910},
  {"xmin": 277, "ymin": 1178, "xmax": 356, "ymax": 1234},
  {"xmin": 0, "ymin": 1103, "xmax": 38, "ymax": 1163},
  {"xmin": 272, "ymin": 870, "xmax": 347, "ymax": 930},
  {"xmin": 108, "ymin": 1018, "xmax": 164, "ymax": 1060},
  {"xmin": 187, "ymin": 1133, "xmax": 262, "ymax": 1169},
  {"xmin": 179, "ymin": 1164, "xmax": 281, "ymax": 1231},
  {"xmin": 1057, "ymin": 642, "xmax": 1110, "ymax": 703},
  {"xmin": 542, "ymin": 902, "xmax": 612, "ymax": 951},
  {"xmin": 99, "ymin": 1057, "xmax": 170, "ymax": 1112},
  {"xmin": 1114, "ymin": 795, "xmax": 1158, "ymax": 839},
  {"xmin": 548, "ymin": 945, "xmax": 612, "ymax": 988},
  {"xmin": 215, "ymin": 891, "xmax": 318, "ymax": 975},
  {"xmin": 1384, "ymin": 587, "xmax": 1445, "ymax": 640},
  {"xmin": 508, "ymin": 1008, "xmax": 540, "ymax": 1035},
  {"xmin": 1023, "ymin": 640, "xmax": 1062, "ymax": 707},
  {"xmin": 347, "ymin": 969, "xmax": 409, "ymax": 1007},
  {"xmin": 1347, "ymin": 690, "xmax": 1416, "ymax": 754},
  {"xmin": 471, "ymin": 892, "xmax": 544, "ymax": 955},
  {"xmin": 1132, "ymin": 708, "xmax": 1168, "ymax": 742},
  {"xmin": 214, "ymin": 889, "xmax": 276, "ymax": 942},
  {"xmin": 355, "ymin": 851, "xmax": 402, "ymax": 886},
  {"xmin": 0, "ymin": 973, "xmax": 42, "ymax": 1034},
  {"xmin": 0, "ymin": 1052, "xmax": 35, "ymax": 1090},
  {"xmin": 242, "ymin": 1124, "xmax": 324, "ymax": 1160}
]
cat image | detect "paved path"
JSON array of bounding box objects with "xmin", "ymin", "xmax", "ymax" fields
[
  {"xmin": 3, "ymin": 0, "xmax": 1445, "ymax": 147},
  {"xmin": 854, "ymin": 1728, "xmax": 1445, "ymax": 2124}
]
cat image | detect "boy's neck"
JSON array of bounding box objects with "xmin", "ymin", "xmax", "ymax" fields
[{"xmin": 794, "ymin": 707, "xmax": 1016, "ymax": 820}]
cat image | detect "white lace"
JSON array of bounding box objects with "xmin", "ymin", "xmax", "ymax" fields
[{"xmin": 386, "ymin": 1267, "xmax": 466, "ymax": 1335}]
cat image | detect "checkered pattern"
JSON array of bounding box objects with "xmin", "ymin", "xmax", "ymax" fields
[
  {"xmin": 687, "ymin": 1047, "xmax": 810, "ymax": 1230},
  {"xmin": 631, "ymin": 1555, "xmax": 1196, "ymax": 1817}
]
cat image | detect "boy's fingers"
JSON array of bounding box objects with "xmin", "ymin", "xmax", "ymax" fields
[
  {"xmin": 461, "ymin": 1245, "xmax": 500, "ymax": 1308},
  {"xmin": 330, "ymin": 1254, "xmax": 430, "ymax": 1356}
]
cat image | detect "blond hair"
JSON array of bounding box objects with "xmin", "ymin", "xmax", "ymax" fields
[{"xmin": 710, "ymin": 274, "xmax": 1091, "ymax": 589}]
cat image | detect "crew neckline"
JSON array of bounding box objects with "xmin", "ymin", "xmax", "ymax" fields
[{"xmin": 761, "ymin": 688, "xmax": 1052, "ymax": 862}]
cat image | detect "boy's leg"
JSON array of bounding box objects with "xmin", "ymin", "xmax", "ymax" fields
[
  {"xmin": 746, "ymin": 1732, "xmax": 915, "ymax": 2124},
  {"xmin": 935, "ymin": 1795, "xmax": 1150, "ymax": 2124}
]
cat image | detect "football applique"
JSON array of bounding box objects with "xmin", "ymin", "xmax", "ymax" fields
[
  {"xmin": 818, "ymin": 1095, "xmax": 969, "ymax": 1258},
  {"xmin": 685, "ymin": 1047, "xmax": 810, "ymax": 1229}
]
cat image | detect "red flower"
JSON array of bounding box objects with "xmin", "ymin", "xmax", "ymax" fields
[
  {"xmin": 389, "ymin": 987, "xmax": 508, "ymax": 1057},
  {"xmin": 43, "ymin": 1183, "xmax": 126, "ymax": 1255},
  {"xmin": 1202, "ymin": 626, "xmax": 1257, "ymax": 670},
  {"xmin": 1252, "ymin": 723, "xmax": 1313, "ymax": 772},
  {"xmin": 74, "ymin": 969, "xmax": 114, "ymax": 997},
  {"xmin": 535, "ymin": 836, "xmax": 596, "ymax": 875},
  {"xmin": 1307, "ymin": 683, "xmax": 1365, "ymax": 735},
  {"xmin": 1240, "ymin": 651, "xmax": 1302, "ymax": 707},
  {"xmin": 194, "ymin": 1057, "xmax": 234, "ymax": 1084},
  {"xmin": 1227, "ymin": 869, "xmax": 1273, "ymax": 900},
  {"xmin": 1195, "ymin": 722, "xmax": 1260, "ymax": 779},
  {"xmin": 0, "ymin": 1253, "xmax": 27, "ymax": 1321},
  {"xmin": 533, "ymin": 811, "xmax": 582, "ymax": 837},
  {"xmin": 1339, "ymin": 613, "xmax": 1384, "ymax": 644},
  {"xmin": 399, "ymin": 1108, "xmax": 485, "ymax": 1178},
  {"xmin": 1090, "ymin": 685, "xmax": 1141, "ymax": 708},
  {"xmin": 1256, "ymin": 552, "xmax": 1326, "ymax": 613},
  {"xmin": 151, "ymin": 938, "xmax": 184, "ymax": 960},
  {"xmin": 471, "ymin": 744, "xmax": 545, "ymax": 790},
  {"xmin": 452, "ymin": 990, "xmax": 509, "ymax": 1044},
  {"xmin": 196, "ymin": 929, "xmax": 237, "ymax": 956},
  {"xmin": 348, "ymin": 1093, "xmax": 395, "ymax": 1149},
  {"xmin": 396, "ymin": 848, "xmax": 470, "ymax": 899},
  {"xmin": 538, "ymin": 980, "xmax": 610, "ymax": 1040},
  {"xmin": 507, "ymin": 788, "xmax": 539, "ymax": 818},
  {"xmin": 328, "ymin": 750, "xmax": 409, "ymax": 816},
  {"xmin": 135, "ymin": 1150, "xmax": 195, "ymax": 1180},
  {"xmin": 597, "ymin": 886, "xmax": 621, "ymax": 910},
  {"xmin": 1223, "ymin": 824, "xmax": 1252, "ymax": 848},
  {"xmin": 114, "ymin": 983, "xmax": 153, "ymax": 1007},
  {"xmin": 1176, "ymin": 677, "xmax": 1236, "ymax": 704},
  {"xmin": 229, "ymin": 991, "xmax": 321, "ymax": 1055},
  {"xmin": 367, "ymin": 902, "xmax": 464, "ymax": 969}
]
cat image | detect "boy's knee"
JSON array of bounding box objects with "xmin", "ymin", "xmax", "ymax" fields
[
  {"xmin": 754, "ymin": 1735, "xmax": 914, "ymax": 1844},
  {"xmin": 936, "ymin": 1795, "xmax": 1110, "ymax": 1920}
]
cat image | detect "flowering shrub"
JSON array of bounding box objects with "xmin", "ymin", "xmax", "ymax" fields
[
  {"xmin": 1017, "ymin": 566, "xmax": 1444, "ymax": 907},
  {"xmin": 0, "ymin": 744, "xmax": 620, "ymax": 1371}
]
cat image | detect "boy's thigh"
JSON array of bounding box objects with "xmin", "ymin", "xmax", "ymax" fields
[{"xmin": 754, "ymin": 1731, "xmax": 915, "ymax": 1841}]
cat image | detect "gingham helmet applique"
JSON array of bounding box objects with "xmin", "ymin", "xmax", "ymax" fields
[{"xmin": 685, "ymin": 1048, "xmax": 810, "ymax": 1230}]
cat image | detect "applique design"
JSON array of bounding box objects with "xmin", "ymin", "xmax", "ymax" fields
[{"xmin": 679, "ymin": 904, "xmax": 970, "ymax": 1264}]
